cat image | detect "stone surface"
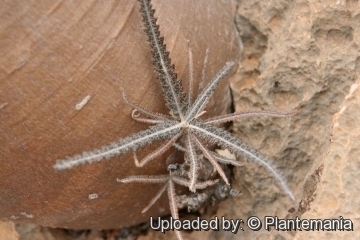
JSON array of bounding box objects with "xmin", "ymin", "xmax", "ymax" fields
[
  {"xmin": 293, "ymin": 82, "xmax": 360, "ymax": 239},
  {"xmin": 0, "ymin": 221, "xmax": 18, "ymax": 240},
  {"xmin": 0, "ymin": 0, "xmax": 240, "ymax": 230},
  {"xmin": 224, "ymin": 0, "xmax": 359, "ymax": 239}
]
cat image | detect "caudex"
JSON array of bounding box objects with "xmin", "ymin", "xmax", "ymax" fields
[{"xmin": 54, "ymin": 0, "xmax": 298, "ymax": 239}]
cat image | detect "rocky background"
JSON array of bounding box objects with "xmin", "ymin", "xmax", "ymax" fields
[
  {"xmin": 221, "ymin": 0, "xmax": 359, "ymax": 239},
  {"xmin": 1, "ymin": 0, "xmax": 359, "ymax": 239}
]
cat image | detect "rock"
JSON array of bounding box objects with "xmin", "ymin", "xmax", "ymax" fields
[
  {"xmin": 0, "ymin": 221, "xmax": 18, "ymax": 240},
  {"xmin": 294, "ymin": 83, "xmax": 359, "ymax": 239},
  {"xmin": 0, "ymin": 0, "xmax": 240, "ymax": 229},
  {"xmin": 224, "ymin": 0, "xmax": 359, "ymax": 239}
]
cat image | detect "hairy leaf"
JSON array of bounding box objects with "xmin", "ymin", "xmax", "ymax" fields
[
  {"xmin": 54, "ymin": 121, "xmax": 181, "ymax": 170},
  {"xmin": 189, "ymin": 120, "xmax": 295, "ymax": 200}
]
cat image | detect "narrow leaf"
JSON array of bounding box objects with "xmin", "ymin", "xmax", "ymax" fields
[
  {"xmin": 172, "ymin": 175, "xmax": 219, "ymax": 189},
  {"xmin": 134, "ymin": 132, "xmax": 182, "ymax": 167},
  {"xmin": 193, "ymin": 136, "xmax": 229, "ymax": 185},
  {"xmin": 185, "ymin": 62, "xmax": 234, "ymax": 121},
  {"xmin": 189, "ymin": 120, "xmax": 295, "ymax": 201},
  {"xmin": 131, "ymin": 110, "xmax": 165, "ymax": 124},
  {"xmin": 187, "ymin": 40, "xmax": 194, "ymax": 105},
  {"xmin": 167, "ymin": 179, "xmax": 183, "ymax": 240},
  {"xmin": 54, "ymin": 121, "xmax": 181, "ymax": 170},
  {"xmin": 138, "ymin": 0, "xmax": 187, "ymax": 119},
  {"xmin": 185, "ymin": 134, "xmax": 199, "ymax": 192},
  {"xmin": 205, "ymin": 110, "xmax": 299, "ymax": 125},
  {"xmin": 167, "ymin": 179, "xmax": 179, "ymax": 219},
  {"xmin": 122, "ymin": 92, "xmax": 170, "ymax": 121},
  {"xmin": 199, "ymin": 48, "xmax": 210, "ymax": 90},
  {"xmin": 210, "ymin": 150, "xmax": 244, "ymax": 167},
  {"xmin": 142, "ymin": 183, "xmax": 168, "ymax": 213},
  {"xmin": 117, "ymin": 174, "xmax": 169, "ymax": 184}
]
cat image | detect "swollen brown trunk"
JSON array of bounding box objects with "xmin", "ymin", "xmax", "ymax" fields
[{"xmin": 0, "ymin": 0, "xmax": 241, "ymax": 229}]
